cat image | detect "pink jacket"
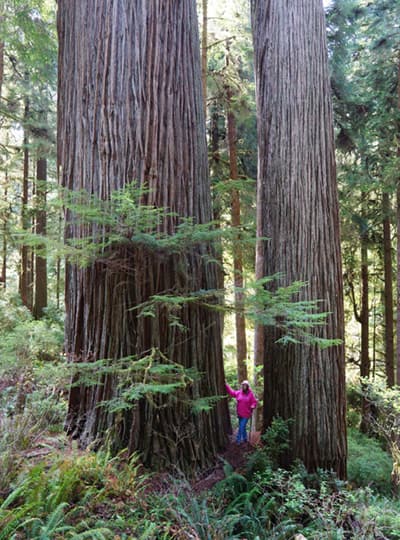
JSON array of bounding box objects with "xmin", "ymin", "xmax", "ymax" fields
[{"xmin": 225, "ymin": 383, "xmax": 257, "ymax": 419}]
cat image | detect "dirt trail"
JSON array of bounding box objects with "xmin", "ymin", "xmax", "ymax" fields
[{"xmin": 192, "ymin": 431, "xmax": 261, "ymax": 493}]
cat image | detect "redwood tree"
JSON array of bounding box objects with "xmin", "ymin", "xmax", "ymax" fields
[
  {"xmin": 225, "ymin": 47, "xmax": 248, "ymax": 385},
  {"xmin": 251, "ymin": 0, "xmax": 347, "ymax": 477},
  {"xmin": 58, "ymin": 0, "xmax": 229, "ymax": 472}
]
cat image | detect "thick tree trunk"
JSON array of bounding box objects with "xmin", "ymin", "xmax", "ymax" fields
[
  {"xmin": 225, "ymin": 51, "xmax": 248, "ymax": 385},
  {"xmin": 56, "ymin": 214, "xmax": 62, "ymax": 310},
  {"xmin": 58, "ymin": 0, "xmax": 229, "ymax": 473},
  {"xmin": 254, "ymin": 235, "xmax": 264, "ymax": 430},
  {"xmin": 33, "ymin": 158, "xmax": 47, "ymax": 319},
  {"xmin": 251, "ymin": 0, "xmax": 347, "ymax": 477},
  {"xmin": 397, "ymin": 185, "xmax": 400, "ymax": 386},
  {"xmin": 383, "ymin": 191, "xmax": 395, "ymax": 387},
  {"xmin": 201, "ymin": 0, "xmax": 208, "ymax": 116},
  {"xmin": 396, "ymin": 57, "xmax": 400, "ymax": 387}
]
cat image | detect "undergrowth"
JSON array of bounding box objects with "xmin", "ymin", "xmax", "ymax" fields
[
  {"xmin": 0, "ymin": 416, "xmax": 399, "ymax": 539},
  {"xmin": 1, "ymin": 297, "xmax": 399, "ymax": 539},
  {"xmin": 136, "ymin": 419, "xmax": 399, "ymax": 539}
]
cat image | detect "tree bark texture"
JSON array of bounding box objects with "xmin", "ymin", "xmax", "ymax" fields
[
  {"xmin": 383, "ymin": 191, "xmax": 395, "ymax": 387},
  {"xmin": 396, "ymin": 56, "xmax": 400, "ymax": 387},
  {"xmin": 58, "ymin": 0, "xmax": 229, "ymax": 472},
  {"xmin": 33, "ymin": 158, "xmax": 47, "ymax": 319},
  {"xmin": 397, "ymin": 189, "xmax": 400, "ymax": 386},
  {"xmin": 254, "ymin": 218, "xmax": 265, "ymax": 431},
  {"xmin": 201, "ymin": 0, "xmax": 208, "ymax": 117},
  {"xmin": 251, "ymin": 0, "xmax": 347, "ymax": 477}
]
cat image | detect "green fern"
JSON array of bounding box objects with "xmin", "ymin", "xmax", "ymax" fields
[
  {"xmin": 16, "ymin": 502, "xmax": 72, "ymax": 539},
  {"xmin": 69, "ymin": 528, "xmax": 114, "ymax": 539}
]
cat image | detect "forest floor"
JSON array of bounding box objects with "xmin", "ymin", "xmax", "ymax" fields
[
  {"xmin": 192, "ymin": 430, "xmax": 261, "ymax": 493},
  {"xmin": 17, "ymin": 419, "xmax": 262, "ymax": 495}
]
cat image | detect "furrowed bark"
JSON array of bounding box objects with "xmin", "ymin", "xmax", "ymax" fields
[
  {"xmin": 58, "ymin": 0, "xmax": 229, "ymax": 473},
  {"xmin": 201, "ymin": 0, "xmax": 208, "ymax": 116},
  {"xmin": 396, "ymin": 55, "xmax": 400, "ymax": 387},
  {"xmin": 251, "ymin": 0, "xmax": 347, "ymax": 477}
]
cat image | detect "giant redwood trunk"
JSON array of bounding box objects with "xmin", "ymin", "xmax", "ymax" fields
[
  {"xmin": 396, "ymin": 56, "xmax": 400, "ymax": 387},
  {"xmin": 251, "ymin": 0, "xmax": 347, "ymax": 477},
  {"xmin": 58, "ymin": 0, "xmax": 229, "ymax": 472},
  {"xmin": 201, "ymin": 0, "xmax": 208, "ymax": 116}
]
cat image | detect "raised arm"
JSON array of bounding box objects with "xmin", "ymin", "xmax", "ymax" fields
[{"xmin": 225, "ymin": 382, "xmax": 239, "ymax": 398}]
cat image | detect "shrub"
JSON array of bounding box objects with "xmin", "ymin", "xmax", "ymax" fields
[
  {"xmin": 0, "ymin": 414, "xmax": 42, "ymax": 495},
  {"xmin": 0, "ymin": 450, "xmax": 145, "ymax": 539},
  {"xmin": 347, "ymin": 428, "xmax": 393, "ymax": 495},
  {"xmin": 363, "ymin": 495, "xmax": 400, "ymax": 539}
]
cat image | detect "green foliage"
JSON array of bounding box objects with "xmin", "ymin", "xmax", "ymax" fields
[
  {"xmin": 347, "ymin": 428, "xmax": 393, "ymax": 495},
  {"xmin": 15, "ymin": 182, "xmax": 340, "ymax": 352},
  {"xmin": 355, "ymin": 381, "xmax": 400, "ymax": 496},
  {"xmin": 244, "ymin": 275, "xmax": 343, "ymax": 348},
  {"xmin": 0, "ymin": 414, "xmax": 38, "ymax": 495},
  {"xmin": 1, "ymin": 411, "xmax": 399, "ymax": 539},
  {"xmin": 0, "ymin": 291, "xmax": 66, "ymax": 431},
  {"xmin": 362, "ymin": 495, "xmax": 400, "ymax": 540},
  {"xmin": 162, "ymin": 484, "xmax": 238, "ymax": 540},
  {"xmin": 244, "ymin": 417, "xmax": 293, "ymax": 478},
  {"xmin": 0, "ymin": 290, "xmax": 63, "ymax": 373},
  {"xmin": 70, "ymin": 349, "xmax": 208, "ymax": 418},
  {"xmin": 209, "ymin": 458, "xmax": 395, "ymax": 539},
  {"xmin": 346, "ymin": 381, "xmax": 362, "ymax": 428},
  {"xmin": 261, "ymin": 417, "xmax": 292, "ymax": 466},
  {"xmin": 0, "ymin": 450, "xmax": 145, "ymax": 539},
  {"xmin": 16, "ymin": 183, "xmax": 229, "ymax": 267}
]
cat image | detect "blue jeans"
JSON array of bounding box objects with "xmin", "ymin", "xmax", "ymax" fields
[{"xmin": 237, "ymin": 416, "xmax": 249, "ymax": 443}]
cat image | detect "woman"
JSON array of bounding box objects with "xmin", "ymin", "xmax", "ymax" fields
[{"xmin": 225, "ymin": 380, "xmax": 257, "ymax": 444}]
